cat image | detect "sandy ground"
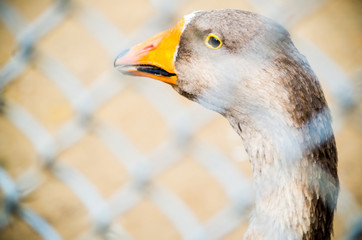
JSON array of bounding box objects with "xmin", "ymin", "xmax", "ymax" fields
[{"xmin": 0, "ymin": 0, "xmax": 361, "ymax": 239}]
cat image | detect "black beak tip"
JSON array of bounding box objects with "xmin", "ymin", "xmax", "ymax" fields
[{"xmin": 114, "ymin": 48, "xmax": 130, "ymax": 68}]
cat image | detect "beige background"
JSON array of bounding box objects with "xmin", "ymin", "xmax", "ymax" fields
[{"xmin": 0, "ymin": 0, "xmax": 361, "ymax": 239}]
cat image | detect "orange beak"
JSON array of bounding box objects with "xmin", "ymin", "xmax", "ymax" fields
[{"xmin": 114, "ymin": 18, "xmax": 185, "ymax": 86}]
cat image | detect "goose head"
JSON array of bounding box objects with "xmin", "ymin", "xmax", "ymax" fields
[
  {"xmin": 114, "ymin": 9, "xmax": 339, "ymax": 240},
  {"xmin": 116, "ymin": 10, "xmax": 305, "ymax": 119}
]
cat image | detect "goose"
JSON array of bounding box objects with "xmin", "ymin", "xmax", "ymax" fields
[{"xmin": 114, "ymin": 9, "xmax": 339, "ymax": 240}]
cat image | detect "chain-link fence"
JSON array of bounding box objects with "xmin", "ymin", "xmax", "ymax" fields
[{"xmin": 0, "ymin": 0, "xmax": 361, "ymax": 239}]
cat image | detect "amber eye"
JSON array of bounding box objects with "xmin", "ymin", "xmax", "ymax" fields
[{"xmin": 205, "ymin": 33, "xmax": 222, "ymax": 49}]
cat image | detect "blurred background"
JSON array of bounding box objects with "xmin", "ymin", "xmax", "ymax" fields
[{"xmin": 0, "ymin": 0, "xmax": 361, "ymax": 239}]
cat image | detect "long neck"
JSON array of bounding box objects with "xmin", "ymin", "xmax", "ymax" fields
[{"xmin": 226, "ymin": 108, "xmax": 339, "ymax": 239}]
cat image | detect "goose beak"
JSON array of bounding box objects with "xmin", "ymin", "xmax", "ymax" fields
[{"xmin": 114, "ymin": 18, "xmax": 185, "ymax": 86}]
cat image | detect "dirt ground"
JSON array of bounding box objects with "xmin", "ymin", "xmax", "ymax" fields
[{"xmin": 0, "ymin": 0, "xmax": 361, "ymax": 239}]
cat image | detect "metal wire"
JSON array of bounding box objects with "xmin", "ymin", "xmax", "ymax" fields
[{"xmin": 0, "ymin": 0, "xmax": 360, "ymax": 239}]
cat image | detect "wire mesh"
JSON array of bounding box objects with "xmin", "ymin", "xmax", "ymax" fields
[{"xmin": 0, "ymin": 0, "xmax": 361, "ymax": 239}]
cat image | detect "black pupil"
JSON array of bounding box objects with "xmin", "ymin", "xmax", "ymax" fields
[{"xmin": 208, "ymin": 36, "xmax": 220, "ymax": 48}]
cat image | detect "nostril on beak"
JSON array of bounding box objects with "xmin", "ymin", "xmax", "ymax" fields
[
  {"xmin": 142, "ymin": 44, "xmax": 154, "ymax": 51},
  {"xmin": 114, "ymin": 48, "xmax": 130, "ymax": 67}
]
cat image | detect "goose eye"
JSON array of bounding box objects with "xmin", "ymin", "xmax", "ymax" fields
[{"xmin": 205, "ymin": 34, "xmax": 222, "ymax": 49}]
